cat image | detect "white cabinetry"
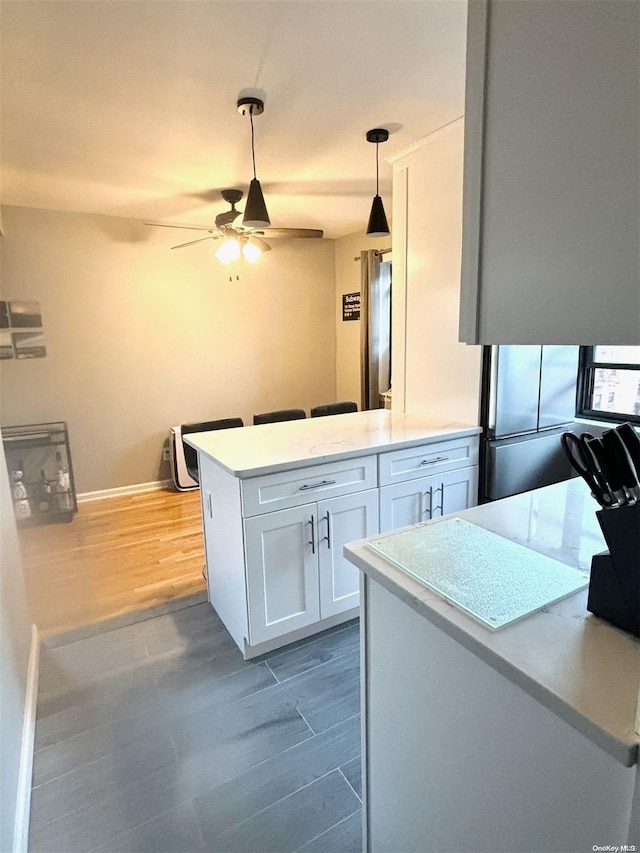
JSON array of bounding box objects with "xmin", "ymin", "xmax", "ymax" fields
[
  {"xmin": 379, "ymin": 435, "xmax": 479, "ymax": 532},
  {"xmin": 244, "ymin": 505, "xmax": 320, "ymax": 645},
  {"xmin": 317, "ymin": 490, "xmax": 378, "ymax": 619},
  {"xmin": 361, "ymin": 578, "xmax": 637, "ymax": 853},
  {"xmin": 196, "ymin": 422, "xmax": 480, "ymax": 659},
  {"xmin": 460, "ymin": 0, "xmax": 640, "ymax": 345},
  {"xmin": 389, "ymin": 120, "xmax": 481, "ymax": 422},
  {"xmin": 379, "ymin": 467, "xmax": 478, "ymax": 533},
  {"xmin": 244, "ymin": 489, "xmax": 378, "ymax": 647}
]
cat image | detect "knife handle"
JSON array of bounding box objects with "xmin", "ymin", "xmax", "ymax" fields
[
  {"xmin": 614, "ymin": 422, "xmax": 640, "ymax": 481},
  {"xmin": 582, "ymin": 436, "xmax": 619, "ymax": 494},
  {"xmin": 601, "ymin": 429, "xmax": 638, "ymax": 490}
]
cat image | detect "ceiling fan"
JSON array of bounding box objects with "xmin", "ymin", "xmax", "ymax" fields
[
  {"xmin": 149, "ymin": 188, "xmax": 323, "ymax": 262},
  {"xmin": 150, "ymin": 96, "xmax": 323, "ymax": 268}
]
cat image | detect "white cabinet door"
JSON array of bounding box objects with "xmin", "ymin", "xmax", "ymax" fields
[
  {"xmin": 380, "ymin": 467, "xmax": 479, "ymax": 532},
  {"xmin": 318, "ymin": 490, "xmax": 379, "ymax": 619},
  {"xmin": 460, "ymin": 0, "xmax": 640, "ymax": 344},
  {"xmin": 244, "ymin": 505, "xmax": 320, "ymax": 646},
  {"xmin": 379, "ymin": 478, "xmax": 432, "ymax": 534},
  {"xmin": 430, "ymin": 467, "xmax": 478, "ymax": 519}
]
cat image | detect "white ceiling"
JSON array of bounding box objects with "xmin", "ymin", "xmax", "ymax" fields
[{"xmin": 0, "ymin": 1, "xmax": 467, "ymax": 239}]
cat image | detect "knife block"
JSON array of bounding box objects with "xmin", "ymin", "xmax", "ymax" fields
[{"xmin": 588, "ymin": 504, "xmax": 640, "ymax": 637}]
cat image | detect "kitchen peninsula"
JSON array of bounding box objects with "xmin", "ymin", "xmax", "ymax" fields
[
  {"xmin": 186, "ymin": 410, "xmax": 480, "ymax": 658},
  {"xmin": 345, "ymin": 478, "xmax": 640, "ymax": 853}
]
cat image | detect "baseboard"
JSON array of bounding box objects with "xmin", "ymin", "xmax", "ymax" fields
[
  {"xmin": 77, "ymin": 479, "xmax": 174, "ymax": 503},
  {"xmin": 13, "ymin": 624, "xmax": 39, "ymax": 853}
]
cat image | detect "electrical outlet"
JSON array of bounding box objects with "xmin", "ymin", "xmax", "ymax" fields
[{"xmin": 162, "ymin": 447, "xmax": 170, "ymax": 462}]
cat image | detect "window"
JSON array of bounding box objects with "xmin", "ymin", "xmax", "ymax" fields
[{"xmin": 578, "ymin": 346, "xmax": 640, "ymax": 423}]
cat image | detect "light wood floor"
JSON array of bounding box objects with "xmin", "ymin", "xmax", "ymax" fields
[{"xmin": 18, "ymin": 488, "xmax": 207, "ymax": 636}]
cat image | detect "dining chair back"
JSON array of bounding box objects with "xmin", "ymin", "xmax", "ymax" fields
[
  {"xmin": 171, "ymin": 417, "xmax": 244, "ymax": 490},
  {"xmin": 310, "ymin": 401, "xmax": 358, "ymax": 418},
  {"xmin": 253, "ymin": 409, "xmax": 306, "ymax": 425}
]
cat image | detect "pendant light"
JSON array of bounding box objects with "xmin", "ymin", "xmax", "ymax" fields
[
  {"xmin": 365, "ymin": 128, "xmax": 390, "ymax": 237},
  {"xmin": 237, "ymin": 96, "xmax": 271, "ymax": 229}
]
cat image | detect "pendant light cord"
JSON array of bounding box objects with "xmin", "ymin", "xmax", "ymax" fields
[
  {"xmin": 250, "ymin": 108, "xmax": 257, "ymax": 180},
  {"xmin": 375, "ymin": 142, "xmax": 379, "ymax": 196}
]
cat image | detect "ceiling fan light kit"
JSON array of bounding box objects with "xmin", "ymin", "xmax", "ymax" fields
[
  {"xmin": 238, "ymin": 96, "xmax": 271, "ymax": 229},
  {"xmin": 366, "ymin": 127, "xmax": 390, "ymax": 237},
  {"xmin": 214, "ymin": 232, "xmax": 269, "ymax": 266}
]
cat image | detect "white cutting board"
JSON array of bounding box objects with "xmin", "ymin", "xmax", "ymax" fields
[{"xmin": 368, "ymin": 516, "xmax": 589, "ymax": 630}]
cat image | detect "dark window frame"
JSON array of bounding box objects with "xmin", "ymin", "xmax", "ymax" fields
[{"xmin": 577, "ymin": 346, "xmax": 640, "ymax": 425}]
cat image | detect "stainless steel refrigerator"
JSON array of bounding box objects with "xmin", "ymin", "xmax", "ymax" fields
[{"xmin": 480, "ymin": 345, "xmax": 580, "ymax": 501}]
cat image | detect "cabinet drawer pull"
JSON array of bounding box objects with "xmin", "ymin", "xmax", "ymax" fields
[
  {"xmin": 299, "ymin": 479, "xmax": 337, "ymax": 491},
  {"xmin": 420, "ymin": 456, "xmax": 449, "ymax": 466}
]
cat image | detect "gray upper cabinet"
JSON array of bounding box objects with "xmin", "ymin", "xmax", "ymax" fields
[{"xmin": 459, "ymin": 0, "xmax": 640, "ymax": 345}]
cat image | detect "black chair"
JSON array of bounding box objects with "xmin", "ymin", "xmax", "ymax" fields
[
  {"xmin": 310, "ymin": 401, "xmax": 358, "ymax": 418},
  {"xmin": 253, "ymin": 409, "xmax": 306, "ymax": 425},
  {"xmin": 172, "ymin": 418, "xmax": 244, "ymax": 490}
]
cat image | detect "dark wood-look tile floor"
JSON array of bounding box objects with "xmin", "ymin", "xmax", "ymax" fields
[{"xmin": 29, "ymin": 602, "xmax": 362, "ymax": 853}]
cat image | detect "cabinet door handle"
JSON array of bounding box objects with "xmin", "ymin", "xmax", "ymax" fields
[
  {"xmin": 422, "ymin": 488, "xmax": 430, "ymax": 517},
  {"xmin": 320, "ymin": 511, "xmax": 331, "ymax": 549},
  {"xmin": 420, "ymin": 456, "xmax": 449, "ymax": 466},
  {"xmin": 307, "ymin": 515, "xmax": 316, "ymax": 554},
  {"xmin": 426, "ymin": 485, "xmax": 433, "ymax": 518},
  {"xmin": 299, "ymin": 479, "xmax": 337, "ymax": 491},
  {"xmin": 431, "ymin": 483, "xmax": 444, "ymax": 516}
]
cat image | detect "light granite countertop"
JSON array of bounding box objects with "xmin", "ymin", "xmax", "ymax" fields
[
  {"xmin": 345, "ymin": 477, "xmax": 640, "ymax": 767},
  {"xmin": 185, "ymin": 409, "xmax": 481, "ymax": 478}
]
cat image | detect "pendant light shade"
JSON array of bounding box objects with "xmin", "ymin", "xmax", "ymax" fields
[
  {"xmin": 367, "ymin": 195, "xmax": 390, "ymax": 238},
  {"xmin": 365, "ymin": 128, "xmax": 390, "ymax": 237},
  {"xmin": 215, "ymin": 237, "xmax": 240, "ymax": 264},
  {"xmin": 242, "ymin": 236, "xmax": 264, "ymax": 263},
  {"xmin": 243, "ymin": 178, "xmax": 270, "ymax": 229},
  {"xmin": 238, "ymin": 96, "xmax": 271, "ymax": 229}
]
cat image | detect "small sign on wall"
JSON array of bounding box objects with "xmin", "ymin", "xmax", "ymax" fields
[{"xmin": 342, "ymin": 292, "xmax": 361, "ymax": 321}]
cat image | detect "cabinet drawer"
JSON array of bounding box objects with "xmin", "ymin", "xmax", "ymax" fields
[
  {"xmin": 242, "ymin": 455, "xmax": 378, "ymax": 517},
  {"xmin": 378, "ymin": 436, "xmax": 479, "ymax": 486}
]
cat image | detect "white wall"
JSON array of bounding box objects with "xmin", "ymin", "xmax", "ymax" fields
[
  {"xmin": 0, "ymin": 206, "xmax": 337, "ymax": 492},
  {"xmin": 334, "ymin": 229, "xmax": 391, "ymax": 406},
  {"xmin": 0, "ymin": 442, "xmax": 34, "ymax": 853},
  {"xmin": 390, "ymin": 120, "xmax": 481, "ymax": 423}
]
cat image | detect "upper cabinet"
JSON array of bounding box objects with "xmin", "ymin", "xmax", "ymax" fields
[
  {"xmin": 390, "ymin": 121, "xmax": 481, "ymax": 423},
  {"xmin": 459, "ymin": 0, "xmax": 640, "ymax": 345}
]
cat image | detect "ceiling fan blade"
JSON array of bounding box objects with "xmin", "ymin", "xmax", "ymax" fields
[
  {"xmin": 171, "ymin": 236, "xmax": 217, "ymax": 249},
  {"xmin": 265, "ymin": 228, "xmax": 324, "ymax": 239},
  {"xmin": 147, "ymin": 222, "xmax": 215, "ymax": 233},
  {"xmin": 251, "ymin": 237, "xmax": 271, "ymax": 253}
]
